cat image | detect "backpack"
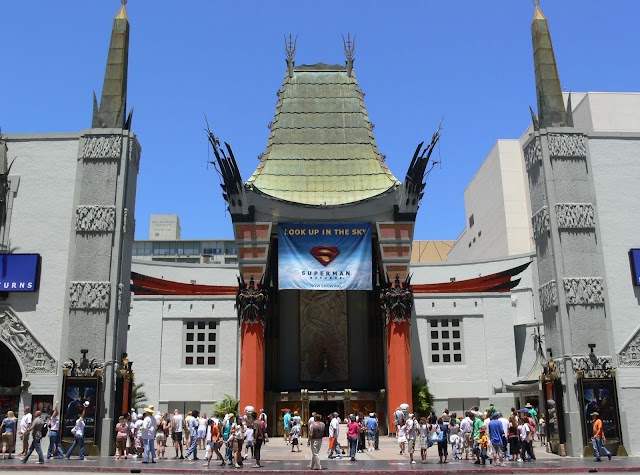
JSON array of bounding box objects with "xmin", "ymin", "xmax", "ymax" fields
[{"xmin": 41, "ymin": 421, "xmax": 48, "ymax": 438}]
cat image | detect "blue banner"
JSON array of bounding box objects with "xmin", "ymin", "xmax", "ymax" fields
[
  {"xmin": 0, "ymin": 254, "xmax": 40, "ymax": 292},
  {"xmin": 278, "ymin": 223, "xmax": 372, "ymax": 290}
]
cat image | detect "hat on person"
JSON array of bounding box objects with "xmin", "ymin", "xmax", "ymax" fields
[
  {"xmin": 525, "ymin": 403, "xmax": 533, "ymax": 408},
  {"xmin": 479, "ymin": 428, "xmax": 486, "ymax": 433},
  {"xmin": 590, "ymin": 411, "xmax": 599, "ymax": 416},
  {"xmin": 409, "ymin": 413, "xmax": 414, "ymax": 418},
  {"xmin": 144, "ymin": 405, "xmax": 155, "ymax": 415},
  {"xmin": 369, "ymin": 412, "xmax": 375, "ymax": 417}
]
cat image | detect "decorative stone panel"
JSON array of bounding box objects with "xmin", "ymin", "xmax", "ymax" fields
[
  {"xmin": 532, "ymin": 206, "xmax": 549, "ymax": 239},
  {"xmin": 123, "ymin": 208, "xmax": 136, "ymax": 240},
  {"xmin": 619, "ymin": 328, "xmax": 640, "ymax": 367},
  {"xmin": 563, "ymin": 278, "xmax": 604, "ymax": 305},
  {"xmin": 572, "ymin": 355, "xmax": 612, "ymax": 379},
  {"xmin": 555, "ymin": 204, "xmax": 595, "ymax": 229},
  {"xmin": 129, "ymin": 138, "xmax": 141, "ymax": 171},
  {"xmin": 69, "ymin": 281, "xmax": 111, "ymax": 309},
  {"xmin": 82, "ymin": 135, "xmax": 122, "ymax": 159},
  {"xmin": 524, "ymin": 136, "xmax": 542, "ymax": 171},
  {"xmin": 539, "ymin": 280, "xmax": 558, "ymax": 311},
  {"xmin": 76, "ymin": 205, "xmax": 116, "ymax": 232},
  {"xmin": 552, "ymin": 357, "xmax": 566, "ymax": 385},
  {"xmin": 117, "ymin": 283, "xmax": 131, "ymax": 314},
  {"xmin": 547, "ymin": 133, "xmax": 587, "ymax": 158},
  {"xmin": 0, "ymin": 307, "xmax": 57, "ymax": 374}
]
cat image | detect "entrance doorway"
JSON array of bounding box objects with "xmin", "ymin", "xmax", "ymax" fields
[
  {"xmin": 309, "ymin": 400, "xmax": 345, "ymax": 436},
  {"xmin": 0, "ymin": 342, "xmax": 22, "ymax": 420}
]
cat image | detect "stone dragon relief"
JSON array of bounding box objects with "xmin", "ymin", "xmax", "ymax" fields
[
  {"xmin": 563, "ymin": 278, "xmax": 604, "ymax": 305},
  {"xmin": 0, "ymin": 307, "xmax": 56, "ymax": 374},
  {"xmin": 69, "ymin": 281, "xmax": 111, "ymax": 309},
  {"xmin": 539, "ymin": 280, "xmax": 558, "ymax": 311},
  {"xmin": 236, "ymin": 276, "xmax": 268, "ymax": 326},
  {"xmin": 81, "ymin": 135, "xmax": 122, "ymax": 159},
  {"xmin": 547, "ymin": 133, "xmax": 587, "ymax": 158},
  {"xmin": 524, "ymin": 136, "xmax": 542, "ymax": 171},
  {"xmin": 76, "ymin": 205, "xmax": 116, "ymax": 232},
  {"xmin": 532, "ymin": 206, "xmax": 550, "ymax": 239},
  {"xmin": 618, "ymin": 327, "xmax": 640, "ymax": 367},
  {"xmin": 299, "ymin": 290, "xmax": 348, "ymax": 382},
  {"xmin": 555, "ymin": 204, "xmax": 595, "ymax": 229},
  {"xmin": 380, "ymin": 274, "xmax": 413, "ymax": 325},
  {"xmin": 572, "ymin": 355, "xmax": 613, "ymax": 379}
]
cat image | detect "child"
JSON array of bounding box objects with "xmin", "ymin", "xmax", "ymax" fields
[
  {"xmin": 478, "ymin": 429, "xmax": 489, "ymax": 465},
  {"xmin": 450, "ymin": 432, "xmax": 461, "ymax": 461},
  {"xmin": 244, "ymin": 424, "xmax": 254, "ymax": 459},
  {"xmin": 290, "ymin": 420, "xmax": 301, "ymax": 452},
  {"xmin": 537, "ymin": 417, "xmax": 546, "ymax": 447}
]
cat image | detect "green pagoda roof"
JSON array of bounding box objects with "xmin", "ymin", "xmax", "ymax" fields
[{"xmin": 246, "ymin": 63, "xmax": 400, "ymax": 206}]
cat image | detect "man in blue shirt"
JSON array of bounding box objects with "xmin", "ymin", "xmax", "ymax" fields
[
  {"xmin": 283, "ymin": 409, "xmax": 292, "ymax": 445},
  {"xmin": 365, "ymin": 413, "xmax": 378, "ymax": 452},
  {"xmin": 488, "ymin": 413, "xmax": 506, "ymax": 466}
]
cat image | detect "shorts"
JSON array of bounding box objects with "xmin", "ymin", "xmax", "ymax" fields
[
  {"xmin": 284, "ymin": 427, "xmax": 291, "ymax": 436},
  {"xmin": 367, "ymin": 431, "xmax": 376, "ymax": 441},
  {"xmin": 155, "ymin": 432, "xmax": 166, "ymax": 442},
  {"xmin": 464, "ymin": 432, "xmax": 472, "ymax": 448},
  {"xmin": 232, "ymin": 439, "xmax": 244, "ymax": 452},
  {"xmin": 419, "ymin": 435, "xmax": 429, "ymax": 450},
  {"xmin": 2, "ymin": 432, "xmax": 14, "ymax": 446},
  {"xmin": 437, "ymin": 441, "xmax": 448, "ymax": 457},
  {"xmin": 407, "ymin": 439, "xmax": 416, "ymax": 453},
  {"xmin": 291, "ymin": 438, "xmax": 298, "ymax": 446},
  {"xmin": 492, "ymin": 442, "xmax": 503, "ymax": 455}
]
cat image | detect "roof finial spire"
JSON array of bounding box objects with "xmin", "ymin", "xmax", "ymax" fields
[
  {"xmin": 342, "ymin": 33, "xmax": 355, "ymax": 78},
  {"xmin": 284, "ymin": 34, "xmax": 297, "ymax": 78},
  {"xmin": 533, "ymin": 0, "xmax": 539, "ymax": 6}
]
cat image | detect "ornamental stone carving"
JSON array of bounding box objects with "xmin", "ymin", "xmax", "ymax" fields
[
  {"xmin": 572, "ymin": 355, "xmax": 613, "ymax": 379},
  {"xmin": 552, "ymin": 357, "xmax": 566, "ymax": 385},
  {"xmin": 547, "ymin": 133, "xmax": 587, "ymax": 158},
  {"xmin": 524, "ymin": 136, "xmax": 542, "ymax": 171},
  {"xmin": 380, "ymin": 274, "xmax": 413, "ymax": 325},
  {"xmin": 555, "ymin": 204, "xmax": 595, "ymax": 229},
  {"xmin": 236, "ymin": 276, "xmax": 268, "ymax": 326},
  {"xmin": 0, "ymin": 307, "xmax": 57, "ymax": 374},
  {"xmin": 117, "ymin": 283, "xmax": 131, "ymax": 314},
  {"xmin": 129, "ymin": 138, "xmax": 141, "ymax": 171},
  {"xmin": 69, "ymin": 281, "xmax": 111, "ymax": 309},
  {"xmin": 563, "ymin": 278, "xmax": 604, "ymax": 305},
  {"xmin": 76, "ymin": 205, "xmax": 116, "ymax": 232},
  {"xmin": 123, "ymin": 208, "xmax": 136, "ymax": 240},
  {"xmin": 539, "ymin": 280, "xmax": 558, "ymax": 311},
  {"xmin": 619, "ymin": 328, "xmax": 640, "ymax": 367},
  {"xmin": 82, "ymin": 135, "xmax": 122, "ymax": 159},
  {"xmin": 532, "ymin": 206, "xmax": 549, "ymax": 239}
]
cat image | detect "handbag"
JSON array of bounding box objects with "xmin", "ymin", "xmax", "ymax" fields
[{"xmin": 71, "ymin": 427, "xmax": 77, "ymax": 435}]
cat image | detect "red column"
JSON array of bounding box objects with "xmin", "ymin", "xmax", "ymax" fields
[
  {"xmin": 387, "ymin": 318, "xmax": 413, "ymax": 431},
  {"xmin": 239, "ymin": 321, "xmax": 265, "ymax": 413}
]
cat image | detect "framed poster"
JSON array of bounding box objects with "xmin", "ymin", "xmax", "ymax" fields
[
  {"xmin": 31, "ymin": 395, "xmax": 54, "ymax": 417},
  {"xmin": 61, "ymin": 377, "xmax": 101, "ymax": 443},
  {"xmin": 578, "ymin": 378, "xmax": 621, "ymax": 446}
]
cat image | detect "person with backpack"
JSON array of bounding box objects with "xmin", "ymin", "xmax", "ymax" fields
[{"xmin": 21, "ymin": 411, "xmax": 45, "ymax": 464}]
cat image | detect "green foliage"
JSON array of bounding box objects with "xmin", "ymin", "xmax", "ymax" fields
[
  {"xmin": 214, "ymin": 394, "xmax": 239, "ymax": 416},
  {"xmin": 131, "ymin": 382, "xmax": 148, "ymax": 411},
  {"xmin": 412, "ymin": 377, "xmax": 435, "ymax": 416}
]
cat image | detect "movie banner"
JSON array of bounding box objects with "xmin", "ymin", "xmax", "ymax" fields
[{"xmin": 278, "ymin": 223, "xmax": 372, "ymax": 291}]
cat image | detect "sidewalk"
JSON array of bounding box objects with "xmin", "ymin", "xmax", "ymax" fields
[{"xmin": 1, "ymin": 435, "xmax": 638, "ymax": 473}]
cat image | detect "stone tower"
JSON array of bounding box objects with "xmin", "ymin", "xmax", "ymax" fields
[{"xmin": 60, "ymin": 1, "xmax": 140, "ymax": 456}]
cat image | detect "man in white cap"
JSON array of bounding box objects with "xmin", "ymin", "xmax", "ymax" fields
[
  {"xmin": 141, "ymin": 405, "xmax": 158, "ymax": 463},
  {"xmin": 365, "ymin": 413, "xmax": 378, "ymax": 452},
  {"xmin": 406, "ymin": 413, "xmax": 417, "ymax": 464},
  {"xmin": 328, "ymin": 412, "xmax": 342, "ymax": 459}
]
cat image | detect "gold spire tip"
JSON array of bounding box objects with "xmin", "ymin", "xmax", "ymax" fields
[{"xmin": 115, "ymin": 0, "xmax": 128, "ymax": 20}]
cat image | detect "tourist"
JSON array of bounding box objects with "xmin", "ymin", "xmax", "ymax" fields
[
  {"xmin": 471, "ymin": 412, "xmax": 483, "ymax": 461},
  {"xmin": 65, "ymin": 412, "xmax": 86, "ymax": 460},
  {"xmin": 508, "ymin": 411, "xmax": 519, "ymax": 462},
  {"xmin": 357, "ymin": 413, "xmax": 366, "ymax": 452},
  {"xmin": 437, "ymin": 416, "xmax": 449, "ymax": 463},
  {"xmin": 243, "ymin": 418, "xmax": 254, "ymax": 459},
  {"xmin": 283, "ymin": 408, "xmax": 292, "ymax": 445},
  {"xmin": 1, "ymin": 410, "xmax": 17, "ymax": 459},
  {"xmin": 18, "ymin": 406, "xmax": 31, "ymax": 457},
  {"xmin": 418, "ymin": 416, "xmax": 429, "ymax": 463},
  {"xmin": 396, "ymin": 417, "xmax": 406, "ymax": 455},
  {"xmin": 231, "ymin": 414, "xmax": 245, "ymax": 468},
  {"xmin": 251, "ymin": 411, "xmax": 265, "ymax": 468},
  {"xmin": 293, "ymin": 410, "xmax": 301, "ymax": 428},
  {"xmin": 197, "ymin": 413, "xmax": 207, "ymax": 450},
  {"xmin": 133, "ymin": 413, "xmax": 144, "ymax": 458},
  {"xmin": 204, "ymin": 418, "xmax": 223, "ymax": 467},
  {"xmin": 44, "ymin": 401, "xmax": 63, "ymax": 459},
  {"xmin": 489, "ymin": 413, "xmax": 506, "ymax": 466},
  {"xmin": 538, "ymin": 416, "xmax": 546, "ymax": 447},
  {"xmin": 140, "ymin": 405, "xmax": 157, "ymax": 463},
  {"xmin": 222, "ymin": 413, "xmax": 234, "ymax": 463},
  {"xmin": 460, "ymin": 411, "xmax": 472, "ymax": 460},
  {"xmin": 259, "ymin": 408, "xmax": 268, "ymax": 433},
  {"xmin": 441, "ymin": 408, "xmax": 451, "ymax": 423},
  {"xmin": 518, "ymin": 415, "xmax": 535, "ymax": 461},
  {"xmin": 328, "ymin": 412, "xmax": 342, "ymax": 458},
  {"xmin": 290, "ymin": 419, "xmax": 301, "ymax": 452},
  {"xmin": 498, "ymin": 411, "xmax": 510, "ymax": 458},
  {"xmin": 306, "ymin": 411, "xmax": 316, "ymax": 447},
  {"xmin": 184, "ymin": 409, "xmax": 200, "ymax": 460},
  {"xmin": 128, "ymin": 411, "xmax": 137, "ymax": 456},
  {"xmin": 171, "ymin": 408, "xmax": 184, "ymax": 459},
  {"xmin": 525, "ymin": 403, "xmax": 538, "ymax": 423},
  {"xmin": 308, "ymin": 414, "xmax": 325, "ymax": 470},
  {"xmin": 394, "ymin": 406, "xmax": 403, "ymax": 433},
  {"xmin": 347, "ymin": 415, "xmax": 358, "ymax": 461},
  {"xmin": 404, "ymin": 413, "xmax": 416, "ymax": 464},
  {"xmin": 591, "ymin": 411, "xmax": 612, "ymax": 462},
  {"xmin": 115, "ymin": 415, "xmax": 129, "ymax": 459},
  {"xmin": 156, "ymin": 412, "xmax": 169, "ymax": 459},
  {"xmin": 184, "ymin": 411, "xmax": 193, "ymax": 450},
  {"xmin": 365, "ymin": 412, "xmax": 377, "ymax": 452},
  {"xmin": 448, "ymin": 417, "xmax": 461, "ymax": 460},
  {"xmin": 476, "ymin": 428, "xmax": 489, "ymax": 464},
  {"xmin": 373, "ymin": 412, "xmax": 380, "ymax": 450},
  {"xmin": 21, "ymin": 410, "xmax": 45, "ymax": 464}
]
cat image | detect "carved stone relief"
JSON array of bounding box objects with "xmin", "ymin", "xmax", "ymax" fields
[
  {"xmin": 572, "ymin": 355, "xmax": 613, "ymax": 379},
  {"xmin": 532, "ymin": 206, "xmax": 549, "ymax": 239},
  {"xmin": 76, "ymin": 205, "xmax": 116, "ymax": 232},
  {"xmin": 82, "ymin": 135, "xmax": 122, "ymax": 160},
  {"xmin": 123, "ymin": 208, "xmax": 136, "ymax": 240},
  {"xmin": 69, "ymin": 281, "xmax": 111, "ymax": 309},
  {"xmin": 563, "ymin": 278, "xmax": 604, "ymax": 305},
  {"xmin": 524, "ymin": 136, "xmax": 542, "ymax": 171},
  {"xmin": 555, "ymin": 204, "xmax": 595, "ymax": 229},
  {"xmin": 619, "ymin": 327, "xmax": 640, "ymax": 367},
  {"xmin": 552, "ymin": 357, "xmax": 566, "ymax": 385},
  {"xmin": 539, "ymin": 280, "xmax": 558, "ymax": 311},
  {"xmin": 117, "ymin": 283, "xmax": 131, "ymax": 315},
  {"xmin": 129, "ymin": 138, "xmax": 142, "ymax": 171},
  {"xmin": 299, "ymin": 290, "xmax": 348, "ymax": 382},
  {"xmin": 0, "ymin": 307, "xmax": 57, "ymax": 374},
  {"xmin": 547, "ymin": 133, "xmax": 587, "ymax": 158}
]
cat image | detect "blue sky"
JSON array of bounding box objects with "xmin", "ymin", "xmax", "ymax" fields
[{"xmin": 2, "ymin": 1, "xmax": 639, "ymax": 241}]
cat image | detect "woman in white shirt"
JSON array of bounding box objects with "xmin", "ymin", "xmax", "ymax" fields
[
  {"xmin": 397, "ymin": 418, "xmax": 407, "ymax": 455},
  {"xmin": 65, "ymin": 413, "xmax": 86, "ymax": 460},
  {"xmin": 47, "ymin": 401, "xmax": 65, "ymax": 459}
]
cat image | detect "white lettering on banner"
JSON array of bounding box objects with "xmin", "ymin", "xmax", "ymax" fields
[{"xmin": 1, "ymin": 282, "xmax": 34, "ymax": 289}]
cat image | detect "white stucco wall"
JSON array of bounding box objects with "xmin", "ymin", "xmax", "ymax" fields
[{"xmin": 3, "ymin": 134, "xmax": 80, "ymax": 399}]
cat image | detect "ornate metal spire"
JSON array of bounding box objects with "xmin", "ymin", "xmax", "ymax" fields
[
  {"xmin": 284, "ymin": 34, "xmax": 297, "ymax": 78},
  {"xmin": 92, "ymin": 1, "xmax": 130, "ymax": 128},
  {"xmin": 342, "ymin": 33, "xmax": 355, "ymax": 77},
  {"xmin": 531, "ymin": 1, "xmax": 568, "ymax": 128}
]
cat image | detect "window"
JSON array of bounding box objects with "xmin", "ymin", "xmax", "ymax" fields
[
  {"xmin": 469, "ymin": 214, "xmax": 474, "ymax": 228},
  {"xmin": 183, "ymin": 320, "xmax": 218, "ymax": 367},
  {"xmin": 428, "ymin": 318, "xmax": 464, "ymax": 364}
]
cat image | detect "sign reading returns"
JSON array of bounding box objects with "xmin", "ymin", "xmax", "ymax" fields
[{"xmin": 278, "ymin": 223, "xmax": 372, "ymax": 291}]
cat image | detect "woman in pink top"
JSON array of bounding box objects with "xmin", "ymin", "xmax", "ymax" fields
[
  {"xmin": 347, "ymin": 415, "xmax": 359, "ymax": 461},
  {"xmin": 115, "ymin": 415, "xmax": 129, "ymax": 459}
]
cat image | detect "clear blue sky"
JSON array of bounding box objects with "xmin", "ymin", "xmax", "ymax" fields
[{"xmin": 2, "ymin": 1, "xmax": 639, "ymax": 241}]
